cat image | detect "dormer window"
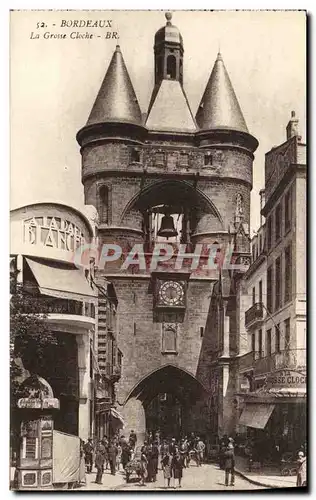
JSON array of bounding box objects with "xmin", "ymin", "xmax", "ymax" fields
[
  {"xmin": 204, "ymin": 153, "xmax": 213, "ymax": 166},
  {"xmin": 131, "ymin": 148, "xmax": 140, "ymax": 163}
]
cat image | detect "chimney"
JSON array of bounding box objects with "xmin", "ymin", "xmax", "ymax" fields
[
  {"xmin": 259, "ymin": 189, "xmax": 265, "ymax": 226},
  {"xmin": 286, "ymin": 110, "xmax": 299, "ymax": 140}
]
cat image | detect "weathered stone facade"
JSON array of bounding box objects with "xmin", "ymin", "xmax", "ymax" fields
[{"xmin": 77, "ymin": 14, "xmax": 258, "ymax": 441}]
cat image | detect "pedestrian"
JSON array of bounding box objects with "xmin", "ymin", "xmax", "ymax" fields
[
  {"xmin": 152, "ymin": 440, "xmax": 159, "ymax": 481},
  {"xmin": 116, "ymin": 443, "xmax": 122, "ymax": 471},
  {"xmin": 169, "ymin": 437, "xmax": 177, "ymax": 456},
  {"xmin": 129, "ymin": 430, "xmax": 137, "ymax": 450},
  {"xmin": 121, "ymin": 441, "xmax": 131, "ymax": 470},
  {"xmin": 155, "ymin": 429, "xmax": 160, "ymax": 447},
  {"xmin": 120, "ymin": 435, "xmax": 127, "ymax": 447},
  {"xmin": 101, "ymin": 436, "xmax": 109, "ymax": 470},
  {"xmin": 141, "ymin": 440, "xmax": 149, "ymax": 454},
  {"xmin": 79, "ymin": 439, "xmax": 86, "ymax": 484},
  {"xmin": 83, "ymin": 437, "xmax": 94, "ymax": 474},
  {"xmin": 95, "ymin": 441, "xmax": 106, "ymax": 485},
  {"xmin": 161, "ymin": 439, "xmax": 169, "ymax": 458},
  {"xmin": 139, "ymin": 450, "xmax": 148, "ymax": 486},
  {"xmin": 195, "ymin": 437, "xmax": 206, "ymax": 466},
  {"xmin": 161, "ymin": 452, "xmax": 172, "ymax": 489},
  {"xmin": 171, "ymin": 447, "xmax": 184, "ymax": 488},
  {"xmin": 179, "ymin": 438, "xmax": 189, "ymax": 468},
  {"xmin": 219, "ymin": 435, "xmax": 229, "ymax": 469},
  {"xmin": 146, "ymin": 443, "xmax": 155, "ymax": 482},
  {"xmin": 223, "ymin": 442, "xmax": 235, "ymax": 487},
  {"xmin": 296, "ymin": 451, "xmax": 306, "ymax": 487},
  {"xmin": 108, "ymin": 440, "xmax": 118, "ymax": 475}
]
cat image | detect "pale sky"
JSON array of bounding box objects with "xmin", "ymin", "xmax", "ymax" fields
[{"xmin": 10, "ymin": 10, "xmax": 306, "ymax": 232}]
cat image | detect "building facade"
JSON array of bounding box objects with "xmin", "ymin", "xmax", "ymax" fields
[
  {"xmin": 77, "ymin": 12, "xmax": 258, "ymax": 441},
  {"xmin": 10, "ymin": 203, "xmax": 98, "ymax": 440},
  {"xmin": 10, "ymin": 202, "xmax": 124, "ymax": 442},
  {"xmin": 237, "ymin": 113, "xmax": 307, "ymax": 457},
  {"xmin": 94, "ymin": 278, "xmax": 124, "ymax": 440}
]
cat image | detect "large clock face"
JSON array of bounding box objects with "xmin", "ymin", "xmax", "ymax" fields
[{"xmin": 158, "ymin": 281, "xmax": 184, "ymax": 306}]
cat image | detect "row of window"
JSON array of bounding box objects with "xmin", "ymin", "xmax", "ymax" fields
[
  {"xmin": 131, "ymin": 149, "xmax": 215, "ymax": 168},
  {"xmin": 266, "ymin": 244, "xmax": 292, "ymax": 312},
  {"xmin": 266, "ymin": 186, "xmax": 292, "ymax": 251},
  {"xmin": 252, "ymin": 317, "xmax": 291, "ymax": 358}
]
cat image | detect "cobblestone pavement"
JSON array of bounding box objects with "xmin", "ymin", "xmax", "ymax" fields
[{"xmin": 81, "ymin": 463, "xmax": 267, "ymax": 491}]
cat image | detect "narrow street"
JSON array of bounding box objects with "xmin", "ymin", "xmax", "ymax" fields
[{"xmin": 81, "ymin": 463, "xmax": 267, "ymax": 491}]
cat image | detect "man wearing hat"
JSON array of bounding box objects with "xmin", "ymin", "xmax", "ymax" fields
[
  {"xmin": 223, "ymin": 442, "xmax": 235, "ymax": 487},
  {"xmin": 169, "ymin": 438, "xmax": 177, "ymax": 456},
  {"xmin": 83, "ymin": 438, "xmax": 94, "ymax": 474}
]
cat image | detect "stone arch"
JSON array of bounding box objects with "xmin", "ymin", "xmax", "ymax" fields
[
  {"xmin": 120, "ymin": 179, "xmax": 224, "ymax": 229},
  {"xmin": 124, "ymin": 363, "xmax": 209, "ymax": 406}
]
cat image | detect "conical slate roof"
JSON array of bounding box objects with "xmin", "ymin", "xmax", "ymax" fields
[
  {"xmin": 87, "ymin": 45, "xmax": 142, "ymax": 126},
  {"xmin": 196, "ymin": 53, "xmax": 248, "ymax": 133}
]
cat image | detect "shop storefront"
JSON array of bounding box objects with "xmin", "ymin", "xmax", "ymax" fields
[{"xmin": 237, "ymin": 369, "xmax": 306, "ymax": 463}]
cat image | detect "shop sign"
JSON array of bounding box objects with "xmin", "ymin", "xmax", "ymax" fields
[
  {"xmin": 266, "ymin": 369, "xmax": 306, "ymax": 389},
  {"xmin": 23, "ymin": 216, "xmax": 86, "ymax": 252}
]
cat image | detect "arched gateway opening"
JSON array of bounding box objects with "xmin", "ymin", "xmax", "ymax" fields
[{"xmin": 124, "ymin": 365, "xmax": 210, "ymax": 441}]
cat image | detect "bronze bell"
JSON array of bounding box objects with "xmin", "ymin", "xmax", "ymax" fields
[{"xmin": 157, "ymin": 214, "xmax": 178, "ymax": 239}]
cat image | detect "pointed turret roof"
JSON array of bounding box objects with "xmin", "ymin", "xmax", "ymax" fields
[
  {"xmin": 87, "ymin": 45, "xmax": 142, "ymax": 126},
  {"xmin": 196, "ymin": 52, "xmax": 248, "ymax": 133}
]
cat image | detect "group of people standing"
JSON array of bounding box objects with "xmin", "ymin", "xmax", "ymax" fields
[
  {"xmin": 139, "ymin": 434, "xmax": 206, "ymax": 488},
  {"xmin": 82, "ymin": 430, "xmax": 138, "ymax": 485}
]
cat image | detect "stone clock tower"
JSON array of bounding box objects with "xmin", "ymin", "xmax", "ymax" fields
[{"xmin": 77, "ymin": 13, "xmax": 258, "ymax": 440}]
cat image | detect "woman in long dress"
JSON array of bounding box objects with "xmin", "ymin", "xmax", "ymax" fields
[
  {"xmin": 161, "ymin": 453, "xmax": 172, "ymax": 489},
  {"xmin": 171, "ymin": 448, "xmax": 184, "ymax": 489},
  {"xmin": 139, "ymin": 451, "xmax": 148, "ymax": 486}
]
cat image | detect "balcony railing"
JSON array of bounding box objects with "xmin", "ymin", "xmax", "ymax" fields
[
  {"xmin": 237, "ymin": 351, "xmax": 257, "ymax": 372},
  {"xmin": 254, "ymin": 349, "xmax": 306, "ymax": 376},
  {"xmin": 21, "ymin": 295, "xmax": 95, "ymax": 318},
  {"xmin": 245, "ymin": 302, "xmax": 264, "ymax": 328}
]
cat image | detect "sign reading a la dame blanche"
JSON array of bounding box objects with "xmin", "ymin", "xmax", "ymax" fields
[{"xmin": 23, "ymin": 216, "xmax": 86, "ymax": 252}]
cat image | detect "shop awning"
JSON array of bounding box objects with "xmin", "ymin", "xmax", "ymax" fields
[
  {"xmin": 239, "ymin": 403, "xmax": 275, "ymax": 429},
  {"xmin": 25, "ymin": 257, "xmax": 96, "ymax": 302},
  {"xmin": 110, "ymin": 408, "xmax": 125, "ymax": 425}
]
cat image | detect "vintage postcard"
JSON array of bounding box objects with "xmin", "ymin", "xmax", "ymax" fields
[{"xmin": 10, "ymin": 10, "xmax": 306, "ymax": 491}]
